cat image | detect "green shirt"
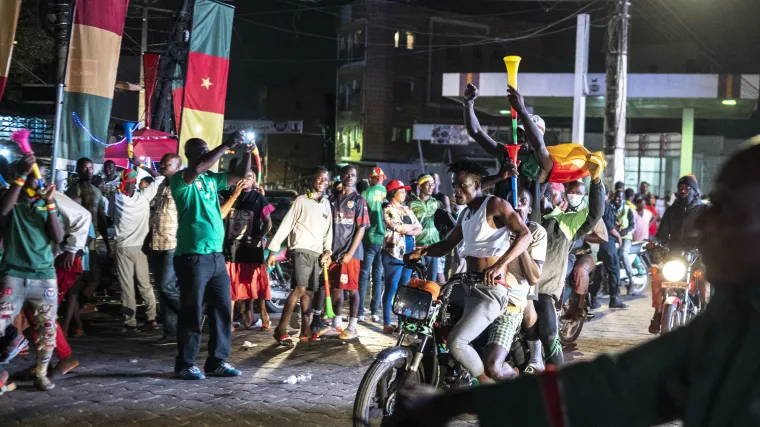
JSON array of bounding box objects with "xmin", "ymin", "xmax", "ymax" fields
[
  {"xmin": 518, "ymin": 152, "xmax": 541, "ymax": 182},
  {"xmin": 170, "ymin": 171, "xmax": 229, "ymax": 256},
  {"xmin": 361, "ymin": 184, "xmax": 387, "ymax": 246},
  {"xmin": 409, "ymin": 197, "xmax": 441, "ymax": 247},
  {"xmin": 0, "ymin": 199, "xmax": 58, "ymax": 279}
]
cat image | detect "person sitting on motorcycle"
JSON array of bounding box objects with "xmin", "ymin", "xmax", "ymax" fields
[
  {"xmin": 484, "ymin": 187, "xmax": 547, "ymax": 380},
  {"xmin": 387, "ymin": 137, "xmax": 760, "ymax": 427},
  {"xmin": 648, "ymin": 174, "xmax": 710, "ymax": 334},
  {"xmin": 406, "ymin": 158, "xmax": 531, "ymax": 384},
  {"xmin": 523, "ymin": 175, "xmax": 605, "ymax": 368}
]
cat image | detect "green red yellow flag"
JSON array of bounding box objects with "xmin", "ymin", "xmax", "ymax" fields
[
  {"xmin": 58, "ymin": 0, "xmax": 130, "ymax": 170},
  {"xmin": 0, "ymin": 0, "xmax": 21, "ymax": 102},
  {"xmin": 174, "ymin": 0, "xmax": 234, "ymax": 166},
  {"xmin": 547, "ymin": 143, "xmax": 607, "ymax": 183}
]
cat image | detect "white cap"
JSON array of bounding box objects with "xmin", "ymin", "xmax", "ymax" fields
[{"xmin": 517, "ymin": 114, "xmax": 546, "ymax": 136}]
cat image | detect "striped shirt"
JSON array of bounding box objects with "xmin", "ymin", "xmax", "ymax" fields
[{"xmin": 151, "ymin": 180, "xmax": 178, "ymax": 251}]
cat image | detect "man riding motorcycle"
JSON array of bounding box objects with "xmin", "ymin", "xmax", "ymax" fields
[
  {"xmin": 648, "ymin": 174, "xmax": 710, "ymax": 334},
  {"xmin": 406, "ymin": 158, "xmax": 531, "ymax": 384},
  {"xmin": 387, "ymin": 136, "xmax": 760, "ymax": 427}
]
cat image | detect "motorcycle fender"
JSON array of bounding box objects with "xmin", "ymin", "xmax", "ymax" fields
[
  {"xmin": 665, "ymin": 295, "xmax": 680, "ymax": 305},
  {"xmin": 375, "ymin": 347, "xmax": 412, "ymax": 365}
]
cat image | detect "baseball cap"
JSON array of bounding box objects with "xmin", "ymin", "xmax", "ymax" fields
[
  {"xmin": 386, "ymin": 180, "xmax": 411, "ymax": 192},
  {"xmin": 369, "ymin": 167, "xmax": 385, "ymax": 178},
  {"xmin": 517, "ymin": 114, "xmax": 546, "ymax": 136}
]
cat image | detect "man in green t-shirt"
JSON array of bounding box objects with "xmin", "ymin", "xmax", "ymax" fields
[
  {"xmin": 358, "ymin": 166, "xmax": 387, "ymax": 322},
  {"xmin": 409, "ymin": 174, "xmax": 441, "ymax": 281},
  {"xmin": 0, "ymin": 153, "xmax": 64, "ymax": 391},
  {"xmin": 170, "ymin": 131, "xmax": 251, "ymax": 381}
]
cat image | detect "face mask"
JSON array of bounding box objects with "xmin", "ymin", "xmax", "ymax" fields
[{"xmin": 566, "ymin": 193, "xmax": 583, "ymax": 209}]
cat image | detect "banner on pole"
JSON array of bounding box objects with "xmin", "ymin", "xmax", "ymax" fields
[
  {"xmin": 174, "ymin": 0, "xmax": 234, "ymax": 165},
  {"xmin": 58, "ymin": 0, "xmax": 130, "ymax": 169},
  {"xmin": 143, "ymin": 52, "xmax": 160, "ymax": 128},
  {"xmin": 0, "ymin": 0, "xmax": 21, "ymax": 102}
]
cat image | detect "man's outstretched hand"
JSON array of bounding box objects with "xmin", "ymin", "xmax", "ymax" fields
[
  {"xmin": 463, "ymin": 83, "xmax": 479, "ymax": 103},
  {"xmin": 223, "ymin": 130, "xmax": 245, "ymax": 149}
]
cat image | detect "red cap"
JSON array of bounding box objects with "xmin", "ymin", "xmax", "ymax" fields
[
  {"xmin": 369, "ymin": 167, "xmax": 386, "ymax": 178},
  {"xmin": 385, "ymin": 180, "xmax": 411, "ymax": 192}
]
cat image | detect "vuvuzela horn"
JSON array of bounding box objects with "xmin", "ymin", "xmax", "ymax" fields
[{"xmin": 503, "ymin": 55, "xmax": 522, "ymax": 207}]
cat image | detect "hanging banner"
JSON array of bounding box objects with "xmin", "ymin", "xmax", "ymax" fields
[
  {"xmin": 0, "ymin": 0, "xmax": 21, "ymax": 102},
  {"xmin": 143, "ymin": 52, "xmax": 160, "ymax": 128},
  {"xmin": 223, "ymin": 120, "xmax": 303, "ymax": 134},
  {"xmin": 57, "ymin": 0, "xmax": 130, "ymax": 169},
  {"xmin": 174, "ymin": 0, "xmax": 234, "ymax": 165}
]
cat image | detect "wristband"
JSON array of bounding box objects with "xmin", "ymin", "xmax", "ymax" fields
[
  {"xmin": 47, "ymin": 204, "xmax": 57, "ymax": 211},
  {"xmin": 18, "ymin": 175, "xmax": 27, "ymax": 181},
  {"xmin": 14, "ymin": 178, "xmax": 26, "ymax": 187}
]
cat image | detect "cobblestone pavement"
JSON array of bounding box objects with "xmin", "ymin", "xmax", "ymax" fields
[{"xmin": 0, "ymin": 291, "xmax": 679, "ymax": 427}]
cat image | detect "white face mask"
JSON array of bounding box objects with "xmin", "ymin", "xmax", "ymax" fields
[{"xmin": 566, "ymin": 193, "xmax": 584, "ymax": 209}]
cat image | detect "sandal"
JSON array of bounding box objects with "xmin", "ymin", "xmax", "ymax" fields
[
  {"xmin": 261, "ymin": 313, "xmax": 271, "ymax": 331},
  {"xmin": 300, "ymin": 335, "xmax": 313, "ymax": 343},
  {"xmin": 274, "ymin": 334, "xmax": 294, "ymax": 346}
]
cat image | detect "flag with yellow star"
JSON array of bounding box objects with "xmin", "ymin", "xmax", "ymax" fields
[{"xmin": 173, "ymin": 0, "xmax": 234, "ymax": 166}]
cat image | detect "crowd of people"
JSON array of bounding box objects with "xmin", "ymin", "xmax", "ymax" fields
[{"xmin": 0, "ymin": 84, "xmax": 717, "ymax": 400}]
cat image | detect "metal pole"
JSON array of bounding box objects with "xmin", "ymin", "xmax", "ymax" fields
[
  {"xmin": 263, "ymin": 133, "xmax": 268, "ymax": 185},
  {"xmin": 416, "ymin": 140, "xmax": 425, "ymax": 173},
  {"xmin": 51, "ymin": 83, "xmax": 65, "ymax": 183},
  {"xmin": 572, "ymin": 14, "xmax": 590, "ymax": 146},
  {"xmin": 139, "ymin": 7, "xmax": 148, "ymax": 123},
  {"xmin": 604, "ymin": 0, "xmax": 631, "ymax": 184}
]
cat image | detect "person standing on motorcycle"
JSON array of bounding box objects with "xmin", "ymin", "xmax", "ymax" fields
[
  {"xmin": 526, "ymin": 175, "xmax": 605, "ymax": 368},
  {"xmin": 388, "ymin": 139, "xmax": 760, "ymax": 427},
  {"xmin": 406, "ymin": 158, "xmax": 531, "ymax": 384},
  {"xmin": 648, "ymin": 174, "xmax": 710, "ymax": 334},
  {"xmin": 613, "ymin": 189, "xmax": 637, "ymax": 294},
  {"xmin": 484, "ymin": 187, "xmax": 547, "ymax": 380}
]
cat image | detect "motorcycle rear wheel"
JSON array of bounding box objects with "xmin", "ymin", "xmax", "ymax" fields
[
  {"xmin": 661, "ymin": 303, "xmax": 681, "ymax": 334},
  {"xmin": 559, "ymin": 316, "xmax": 585, "ymax": 346}
]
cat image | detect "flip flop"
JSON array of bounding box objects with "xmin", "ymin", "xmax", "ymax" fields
[
  {"xmin": 300, "ymin": 335, "xmax": 313, "ymax": 343},
  {"xmin": 274, "ymin": 334, "xmax": 294, "ymax": 347}
]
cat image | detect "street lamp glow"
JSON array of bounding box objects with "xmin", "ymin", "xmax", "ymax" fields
[
  {"xmin": 722, "ymin": 99, "xmax": 737, "ymax": 106},
  {"xmin": 246, "ymin": 131, "xmax": 255, "ymax": 140},
  {"xmin": 499, "ymin": 109, "xmax": 510, "ymax": 115}
]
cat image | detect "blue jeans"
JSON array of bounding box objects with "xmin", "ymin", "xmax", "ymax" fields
[
  {"xmin": 358, "ymin": 243, "xmax": 383, "ymax": 317},
  {"xmin": 174, "ymin": 252, "xmax": 231, "ymax": 372},
  {"xmin": 381, "ymin": 252, "xmax": 412, "ymax": 326},
  {"xmin": 150, "ymin": 249, "xmax": 180, "ymax": 340},
  {"xmin": 420, "ymin": 256, "xmax": 439, "ymax": 281}
]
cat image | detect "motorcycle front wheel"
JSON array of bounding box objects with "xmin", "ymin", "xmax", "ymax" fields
[
  {"xmin": 353, "ymin": 357, "xmax": 420, "ymax": 427},
  {"xmin": 661, "ymin": 303, "xmax": 681, "ymax": 334}
]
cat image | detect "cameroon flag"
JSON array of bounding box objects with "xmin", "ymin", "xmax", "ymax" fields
[
  {"xmin": 0, "ymin": 0, "xmax": 21, "ymax": 102},
  {"xmin": 58, "ymin": 0, "xmax": 130, "ymax": 169},
  {"xmin": 547, "ymin": 143, "xmax": 607, "ymax": 183},
  {"xmin": 174, "ymin": 0, "xmax": 234, "ymax": 166}
]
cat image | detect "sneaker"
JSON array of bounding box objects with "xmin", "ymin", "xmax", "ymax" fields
[
  {"xmin": 382, "ymin": 325, "xmax": 395, "ymax": 335},
  {"xmin": 34, "ymin": 376, "xmax": 55, "ymax": 391},
  {"xmin": 205, "ymin": 362, "xmax": 241, "ymax": 377},
  {"xmin": 153, "ymin": 336, "xmax": 177, "ymax": 346},
  {"xmin": 357, "ymin": 316, "xmax": 366, "ymax": 322},
  {"xmin": 523, "ymin": 361, "xmax": 545, "ymax": 375},
  {"xmin": 310, "ymin": 317, "xmax": 329, "ymax": 334},
  {"xmin": 176, "ymin": 366, "xmax": 206, "ymax": 380},
  {"xmin": 609, "ymin": 297, "xmax": 628, "ymax": 309},
  {"xmin": 140, "ymin": 320, "xmax": 160, "ymax": 331},
  {"xmin": 648, "ymin": 315, "xmax": 662, "ymax": 334},
  {"xmin": 121, "ymin": 325, "xmax": 140, "ymax": 335},
  {"xmin": 589, "ymin": 297, "xmax": 601, "ymax": 310},
  {"xmin": 371, "ymin": 315, "xmax": 381, "ymax": 323}
]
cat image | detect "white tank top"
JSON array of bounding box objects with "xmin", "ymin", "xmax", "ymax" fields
[{"xmin": 458, "ymin": 195, "xmax": 511, "ymax": 258}]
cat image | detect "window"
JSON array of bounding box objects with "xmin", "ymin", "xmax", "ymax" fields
[
  {"xmin": 394, "ymin": 31, "xmax": 400, "ymax": 48},
  {"xmin": 406, "ymin": 32, "xmax": 414, "ymax": 50},
  {"xmin": 624, "ymin": 157, "xmax": 666, "ymax": 197}
]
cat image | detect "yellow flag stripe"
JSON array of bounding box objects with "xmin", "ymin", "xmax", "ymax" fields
[
  {"xmin": 65, "ymin": 25, "xmax": 122, "ymax": 99},
  {"xmin": 178, "ymin": 108, "xmax": 224, "ymax": 166}
]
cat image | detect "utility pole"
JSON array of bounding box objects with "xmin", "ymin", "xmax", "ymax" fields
[
  {"xmin": 50, "ymin": 0, "xmax": 73, "ymax": 183},
  {"xmin": 604, "ymin": 0, "xmax": 631, "ymax": 185}
]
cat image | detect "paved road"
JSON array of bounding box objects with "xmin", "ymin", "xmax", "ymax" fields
[{"xmin": 0, "ymin": 292, "xmax": 678, "ymax": 427}]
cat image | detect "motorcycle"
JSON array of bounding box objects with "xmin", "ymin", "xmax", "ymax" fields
[
  {"xmin": 653, "ymin": 246, "xmax": 703, "ymax": 333},
  {"xmin": 620, "ymin": 241, "xmax": 652, "ymax": 296},
  {"xmin": 559, "ymin": 263, "xmax": 599, "ymax": 346},
  {"xmin": 265, "ymin": 247, "xmax": 292, "ymax": 313},
  {"xmin": 352, "ymin": 263, "xmax": 530, "ymax": 427}
]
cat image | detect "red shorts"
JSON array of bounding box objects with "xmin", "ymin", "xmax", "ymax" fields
[
  {"xmin": 328, "ymin": 258, "xmax": 360, "ymax": 291},
  {"xmin": 226, "ymin": 262, "xmax": 271, "ymax": 301},
  {"xmin": 56, "ymin": 257, "xmax": 83, "ymax": 303}
]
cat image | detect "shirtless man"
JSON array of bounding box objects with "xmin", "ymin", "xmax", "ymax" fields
[{"xmin": 406, "ymin": 158, "xmax": 531, "ymax": 384}]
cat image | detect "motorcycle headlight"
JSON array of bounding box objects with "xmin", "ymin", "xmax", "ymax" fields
[
  {"xmin": 392, "ymin": 286, "xmax": 433, "ymax": 321},
  {"xmin": 662, "ymin": 260, "xmax": 687, "ymax": 282}
]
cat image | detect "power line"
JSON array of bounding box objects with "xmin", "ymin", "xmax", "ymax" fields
[{"xmin": 11, "ymin": 59, "xmax": 47, "ymax": 85}]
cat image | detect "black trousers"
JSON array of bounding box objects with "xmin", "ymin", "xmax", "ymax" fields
[
  {"xmin": 597, "ymin": 243, "xmax": 621, "ymax": 298},
  {"xmin": 174, "ymin": 252, "xmax": 231, "ymax": 372},
  {"xmin": 535, "ymin": 293, "xmax": 564, "ymax": 366}
]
